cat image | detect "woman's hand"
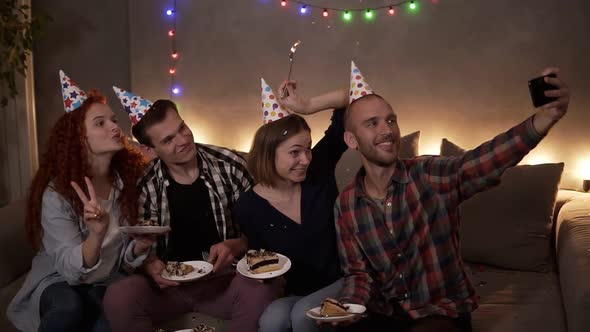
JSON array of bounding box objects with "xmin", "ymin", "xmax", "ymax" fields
[
  {"xmin": 71, "ymin": 177, "xmax": 108, "ymax": 238},
  {"xmin": 131, "ymin": 234, "xmax": 157, "ymax": 256},
  {"xmin": 278, "ymin": 80, "xmax": 313, "ymax": 115}
]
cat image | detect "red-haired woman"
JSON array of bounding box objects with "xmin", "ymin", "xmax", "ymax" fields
[{"xmin": 7, "ymin": 72, "xmax": 153, "ymax": 332}]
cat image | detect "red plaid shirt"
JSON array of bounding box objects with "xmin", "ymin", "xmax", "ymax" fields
[{"xmin": 335, "ymin": 117, "xmax": 543, "ymax": 318}]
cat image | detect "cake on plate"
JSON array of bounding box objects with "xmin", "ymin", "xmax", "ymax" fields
[
  {"xmin": 137, "ymin": 219, "xmax": 159, "ymax": 226},
  {"xmin": 320, "ymin": 297, "xmax": 349, "ymax": 317},
  {"xmin": 165, "ymin": 261, "xmax": 194, "ymax": 277},
  {"xmin": 246, "ymin": 249, "xmax": 280, "ymax": 274}
]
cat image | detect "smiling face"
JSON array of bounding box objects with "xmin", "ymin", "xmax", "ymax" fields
[
  {"xmin": 83, "ymin": 103, "xmax": 124, "ymax": 156},
  {"xmin": 145, "ymin": 108, "xmax": 196, "ymax": 165},
  {"xmin": 344, "ymin": 95, "xmax": 401, "ymax": 167},
  {"xmin": 273, "ymin": 130, "xmax": 312, "ymax": 185}
]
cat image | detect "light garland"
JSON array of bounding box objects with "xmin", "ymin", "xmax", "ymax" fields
[
  {"xmin": 165, "ymin": 0, "xmax": 181, "ymax": 97},
  {"xmin": 276, "ymin": 0, "xmax": 439, "ymax": 21}
]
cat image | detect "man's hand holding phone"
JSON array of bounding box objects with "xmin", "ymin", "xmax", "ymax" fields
[{"xmin": 529, "ymin": 68, "xmax": 570, "ymax": 135}]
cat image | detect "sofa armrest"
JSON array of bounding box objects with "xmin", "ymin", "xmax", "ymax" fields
[
  {"xmin": 0, "ymin": 199, "xmax": 34, "ymax": 288},
  {"xmin": 555, "ymin": 194, "xmax": 590, "ymax": 332}
]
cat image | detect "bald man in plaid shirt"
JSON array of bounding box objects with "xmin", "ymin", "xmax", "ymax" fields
[{"xmin": 333, "ymin": 68, "xmax": 570, "ymax": 332}]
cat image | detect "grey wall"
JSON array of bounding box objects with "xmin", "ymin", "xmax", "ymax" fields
[
  {"xmin": 31, "ymin": 0, "xmax": 590, "ymax": 189},
  {"xmin": 32, "ymin": 0, "xmax": 131, "ymax": 148},
  {"xmin": 128, "ymin": 0, "xmax": 590, "ymax": 189}
]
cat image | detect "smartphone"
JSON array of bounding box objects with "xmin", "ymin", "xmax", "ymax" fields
[{"xmin": 528, "ymin": 73, "xmax": 557, "ymax": 108}]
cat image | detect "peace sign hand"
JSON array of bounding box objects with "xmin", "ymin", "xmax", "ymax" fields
[{"xmin": 71, "ymin": 176, "xmax": 109, "ymax": 237}]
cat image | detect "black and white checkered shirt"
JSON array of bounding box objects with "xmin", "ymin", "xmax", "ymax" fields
[{"xmin": 137, "ymin": 143, "xmax": 253, "ymax": 257}]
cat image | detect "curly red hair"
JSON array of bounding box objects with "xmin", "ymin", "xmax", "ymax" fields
[{"xmin": 26, "ymin": 91, "xmax": 147, "ymax": 250}]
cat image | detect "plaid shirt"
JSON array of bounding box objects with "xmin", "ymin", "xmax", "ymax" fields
[
  {"xmin": 335, "ymin": 117, "xmax": 544, "ymax": 319},
  {"xmin": 138, "ymin": 143, "xmax": 253, "ymax": 258}
]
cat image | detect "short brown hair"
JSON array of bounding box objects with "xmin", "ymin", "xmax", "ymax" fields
[
  {"xmin": 131, "ymin": 99, "xmax": 179, "ymax": 147},
  {"xmin": 248, "ymin": 114, "xmax": 311, "ymax": 187}
]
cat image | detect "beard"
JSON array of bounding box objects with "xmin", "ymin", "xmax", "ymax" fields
[{"xmin": 357, "ymin": 133, "xmax": 400, "ymax": 167}]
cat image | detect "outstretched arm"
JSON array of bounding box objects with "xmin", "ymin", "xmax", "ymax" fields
[{"xmin": 278, "ymin": 80, "xmax": 348, "ymax": 115}]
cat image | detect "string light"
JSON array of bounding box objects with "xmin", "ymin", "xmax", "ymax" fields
[
  {"xmin": 274, "ymin": 0, "xmax": 431, "ymax": 22},
  {"xmin": 166, "ymin": 0, "xmax": 179, "ymax": 98},
  {"xmin": 343, "ymin": 11, "xmax": 352, "ymax": 21}
]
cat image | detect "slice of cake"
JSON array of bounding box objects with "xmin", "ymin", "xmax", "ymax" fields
[
  {"xmin": 246, "ymin": 249, "xmax": 280, "ymax": 274},
  {"xmin": 320, "ymin": 298, "xmax": 349, "ymax": 317},
  {"xmin": 192, "ymin": 324, "xmax": 216, "ymax": 332},
  {"xmin": 165, "ymin": 261, "xmax": 194, "ymax": 277},
  {"xmin": 137, "ymin": 219, "xmax": 158, "ymax": 226}
]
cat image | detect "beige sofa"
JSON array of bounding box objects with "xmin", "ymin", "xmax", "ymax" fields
[{"xmin": 2, "ymin": 147, "xmax": 590, "ymax": 331}]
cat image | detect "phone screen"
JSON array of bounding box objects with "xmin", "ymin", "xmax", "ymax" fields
[{"xmin": 528, "ymin": 73, "xmax": 557, "ymax": 108}]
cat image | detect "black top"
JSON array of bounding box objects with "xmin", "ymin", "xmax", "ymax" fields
[
  {"xmin": 233, "ymin": 108, "xmax": 347, "ymax": 296},
  {"xmin": 165, "ymin": 176, "xmax": 221, "ymax": 261}
]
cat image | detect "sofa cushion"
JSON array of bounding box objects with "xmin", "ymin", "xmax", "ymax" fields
[
  {"xmin": 0, "ymin": 199, "xmax": 35, "ymax": 288},
  {"xmin": 335, "ymin": 131, "xmax": 420, "ymax": 191},
  {"xmin": 440, "ymin": 138, "xmax": 464, "ymax": 157},
  {"xmin": 440, "ymin": 139, "xmax": 563, "ymax": 271},
  {"xmin": 0, "ymin": 274, "xmax": 26, "ymax": 332},
  {"xmin": 468, "ymin": 264, "xmax": 566, "ymax": 332}
]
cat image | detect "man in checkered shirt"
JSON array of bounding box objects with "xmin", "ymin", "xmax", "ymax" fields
[
  {"xmin": 333, "ymin": 68, "xmax": 570, "ymax": 331},
  {"xmin": 103, "ymin": 99, "xmax": 275, "ymax": 332}
]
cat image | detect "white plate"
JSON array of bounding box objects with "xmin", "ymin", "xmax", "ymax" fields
[
  {"xmin": 236, "ymin": 253, "xmax": 291, "ymax": 279},
  {"xmin": 174, "ymin": 325, "xmax": 215, "ymax": 332},
  {"xmin": 306, "ymin": 304, "xmax": 366, "ymax": 322},
  {"xmin": 160, "ymin": 261, "xmax": 213, "ymax": 282},
  {"xmin": 119, "ymin": 225, "xmax": 171, "ymax": 235}
]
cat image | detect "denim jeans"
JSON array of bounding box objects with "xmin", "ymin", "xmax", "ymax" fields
[
  {"xmin": 39, "ymin": 281, "xmax": 111, "ymax": 332},
  {"xmin": 259, "ymin": 278, "xmax": 343, "ymax": 332}
]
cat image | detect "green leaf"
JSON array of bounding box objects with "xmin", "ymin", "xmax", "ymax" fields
[{"xmin": 0, "ymin": 1, "xmax": 50, "ymax": 108}]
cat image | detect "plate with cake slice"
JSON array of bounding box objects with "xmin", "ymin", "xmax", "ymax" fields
[
  {"xmin": 236, "ymin": 249, "xmax": 291, "ymax": 279},
  {"xmin": 120, "ymin": 220, "xmax": 171, "ymax": 235},
  {"xmin": 306, "ymin": 298, "xmax": 367, "ymax": 322},
  {"xmin": 173, "ymin": 323, "xmax": 216, "ymax": 332},
  {"xmin": 161, "ymin": 261, "xmax": 213, "ymax": 282}
]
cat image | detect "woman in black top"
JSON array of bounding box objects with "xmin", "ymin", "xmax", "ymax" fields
[{"xmin": 233, "ymin": 81, "xmax": 348, "ymax": 332}]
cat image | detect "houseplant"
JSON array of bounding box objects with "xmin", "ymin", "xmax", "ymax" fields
[{"xmin": 0, "ymin": 0, "xmax": 49, "ymax": 107}]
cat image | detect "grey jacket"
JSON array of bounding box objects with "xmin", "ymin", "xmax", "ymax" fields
[{"xmin": 6, "ymin": 183, "xmax": 147, "ymax": 332}]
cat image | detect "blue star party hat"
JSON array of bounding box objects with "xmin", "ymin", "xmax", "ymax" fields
[
  {"xmin": 59, "ymin": 70, "xmax": 87, "ymax": 112},
  {"xmin": 112, "ymin": 86, "xmax": 153, "ymax": 125}
]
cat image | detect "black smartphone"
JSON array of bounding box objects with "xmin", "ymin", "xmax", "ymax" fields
[{"xmin": 528, "ymin": 73, "xmax": 557, "ymax": 108}]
